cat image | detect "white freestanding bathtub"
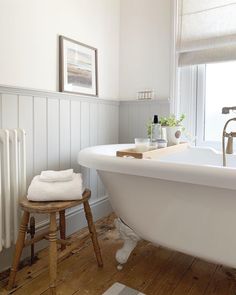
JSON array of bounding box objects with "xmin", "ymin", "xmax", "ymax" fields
[{"xmin": 78, "ymin": 144, "xmax": 236, "ymax": 268}]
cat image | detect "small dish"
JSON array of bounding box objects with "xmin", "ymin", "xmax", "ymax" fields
[
  {"xmin": 157, "ymin": 139, "xmax": 167, "ymax": 148},
  {"xmin": 135, "ymin": 138, "xmax": 150, "ymax": 152}
]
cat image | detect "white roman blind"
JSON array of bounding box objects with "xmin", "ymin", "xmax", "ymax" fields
[{"xmin": 177, "ymin": 0, "xmax": 236, "ymax": 66}]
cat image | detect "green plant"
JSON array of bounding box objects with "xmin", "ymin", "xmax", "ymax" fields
[
  {"xmin": 146, "ymin": 118, "xmax": 152, "ymax": 138},
  {"xmin": 160, "ymin": 114, "xmax": 185, "ymax": 127}
]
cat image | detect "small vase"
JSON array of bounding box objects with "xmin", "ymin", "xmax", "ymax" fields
[{"xmin": 165, "ymin": 126, "xmax": 182, "ymax": 145}]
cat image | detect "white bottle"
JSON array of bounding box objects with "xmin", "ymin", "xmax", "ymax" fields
[{"xmin": 151, "ymin": 115, "xmax": 162, "ymax": 142}]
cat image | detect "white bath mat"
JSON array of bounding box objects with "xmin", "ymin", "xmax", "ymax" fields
[{"xmin": 102, "ymin": 282, "xmax": 145, "ymax": 295}]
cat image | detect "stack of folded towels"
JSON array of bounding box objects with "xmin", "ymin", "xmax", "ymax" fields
[{"xmin": 27, "ymin": 169, "xmax": 83, "ymax": 201}]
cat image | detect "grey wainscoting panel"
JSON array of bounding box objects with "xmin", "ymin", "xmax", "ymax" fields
[
  {"xmin": 119, "ymin": 99, "xmax": 170, "ymax": 143},
  {"xmin": 0, "ymin": 85, "xmax": 119, "ymax": 205},
  {"xmin": 34, "ymin": 97, "xmax": 48, "ymax": 175},
  {"xmin": 59, "ymin": 99, "xmax": 71, "ymax": 170},
  {"xmin": 47, "ymin": 98, "xmax": 60, "ymax": 171},
  {"xmin": 89, "ymin": 102, "xmax": 99, "ymax": 200},
  {"xmin": 19, "ymin": 95, "xmax": 34, "ymax": 184},
  {"xmin": 70, "ymin": 100, "xmax": 81, "ymax": 173},
  {"xmin": 1, "ymin": 93, "xmax": 18, "ymax": 128},
  {"xmin": 80, "ymin": 101, "xmax": 90, "ymax": 191}
]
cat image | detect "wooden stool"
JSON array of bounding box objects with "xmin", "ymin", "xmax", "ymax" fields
[{"xmin": 8, "ymin": 189, "xmax": 103, "ymax": 294}]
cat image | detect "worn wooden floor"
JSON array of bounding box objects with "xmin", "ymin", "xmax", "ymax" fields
[{"xmin": 1, "ymin": 214, "xmax": 236, "ymax": 295}]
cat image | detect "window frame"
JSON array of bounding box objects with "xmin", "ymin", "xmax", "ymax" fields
[
  {"xmin": 195, "ymin": 65, "xmax": 206, "ymax": 147},
  {"xmin": 179, "ymin": 64, "xmax": 225, "ymax": 151}
]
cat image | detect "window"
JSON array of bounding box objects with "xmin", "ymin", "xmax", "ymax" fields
[
  {"xmin": 175, "ymin": 0, "xmax": 236, "ymax": 151},
  {"xmin": 204, "ymin": 61, "xmax": 236, "ymax": 142},
  {"xmin": 179, "ymin": 61, "xmax": 236, "ymax": 150},
  {"xmin": 196, "ymin": 61, "xmax": 236, "ymax": 150}
]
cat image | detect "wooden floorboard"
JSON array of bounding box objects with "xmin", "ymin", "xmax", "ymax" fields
[{"xmin": 1, "ymin": 213, "xmax": 236, "ymax": 295}]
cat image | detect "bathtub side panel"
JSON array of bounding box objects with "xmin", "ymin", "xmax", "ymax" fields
[{"xmin": 99, "ymin": 171, "xmax": 236, "ymax": 268}]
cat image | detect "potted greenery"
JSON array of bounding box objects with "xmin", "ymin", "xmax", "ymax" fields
[
  {"xmin": 160, "ymin": 114, "xmax": 185, "ymax": 145},
  {"xmin": 146, "ymin": 119, "xmax": 153, "ymax": 139}
]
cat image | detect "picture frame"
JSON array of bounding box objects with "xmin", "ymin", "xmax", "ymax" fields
[{"xmin": 59, "ymin": 36, "xmax": 98, "ymax": 97}]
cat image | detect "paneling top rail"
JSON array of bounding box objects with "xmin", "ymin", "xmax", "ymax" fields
[{"xmin": 0, "ymin": 84, "xmax": 119, "ymax": 106}]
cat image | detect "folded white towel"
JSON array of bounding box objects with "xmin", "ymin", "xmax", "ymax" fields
[
  {"xmin": 39, "ymin": 169, "xmax": 74, "ymax": 182},
  {"xmin": 27, "ymin": 173, "xmax": 83, "ymax": 201}
]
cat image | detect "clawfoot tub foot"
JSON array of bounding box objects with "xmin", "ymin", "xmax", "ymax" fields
[{"xmin": 114, "ymin": 218, "xmax": 141, "ymax": 270}]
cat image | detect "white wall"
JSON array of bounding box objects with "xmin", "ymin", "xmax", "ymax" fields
[
  {"xmin": 0, "ymin": 0, "xmax": 120, "ymax": 99},
  {"xmin": 0, "ymin": 0, "xmax": 172, "ymax": 101},
  {"xmin": 119, "ymin": 0, "xmax": 171, "ymax": 100}
]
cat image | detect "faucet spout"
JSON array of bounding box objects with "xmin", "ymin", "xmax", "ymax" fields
[{"xmin": 222, "ymin": 106, "xmax": 236, "ymax": 114}]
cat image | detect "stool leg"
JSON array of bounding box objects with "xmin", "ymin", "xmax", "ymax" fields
[
  {"xmin": 8, "ymin": 211, "xmax": 30, "ymax": 290},
  {"xmin": 83, "ymin": 200, "xmax": 103, "ymax": 267},
  {"xmin": 49, "ymin": 212, "xmax": 57, "ymax": 295},
  {"xmin": 30, "ymin": 216, "xmax": 36, "ymax": 265},
  {"xmin": 59, "ymin": 210, "xmax": 66, "ymax": 251}
]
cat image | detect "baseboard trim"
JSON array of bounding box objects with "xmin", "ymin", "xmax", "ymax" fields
[{"xmin": 0, "ymin": 196, "xmax": 112, "ymax": 272}]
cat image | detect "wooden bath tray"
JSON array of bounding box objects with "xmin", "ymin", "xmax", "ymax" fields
[{"xmin": 116, "ymin": 142, "xmax": 189, "ymax": 159}]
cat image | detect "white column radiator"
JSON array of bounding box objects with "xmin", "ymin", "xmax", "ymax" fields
[{"xmin": 0, "ymin": 129, "xmax": 26, "ymax": 251}]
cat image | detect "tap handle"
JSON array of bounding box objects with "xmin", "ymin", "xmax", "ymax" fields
[{"xmin": 226, "ymin": 135, "xmax": 234, "ymax": 154}]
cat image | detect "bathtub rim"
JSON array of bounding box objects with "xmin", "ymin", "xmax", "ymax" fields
[{"xmin": 78, "ymin": 144, "xmax": 236, "ymax": 191}]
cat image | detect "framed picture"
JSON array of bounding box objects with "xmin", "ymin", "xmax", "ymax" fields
[{"xmin": 59, "ymin": 36, "xmax": 98, "ymax": 96}]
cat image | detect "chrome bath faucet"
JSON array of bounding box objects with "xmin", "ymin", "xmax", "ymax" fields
[{"xmin": 222, "ymin": 106, "xmax": 236, "ymax": 166}]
